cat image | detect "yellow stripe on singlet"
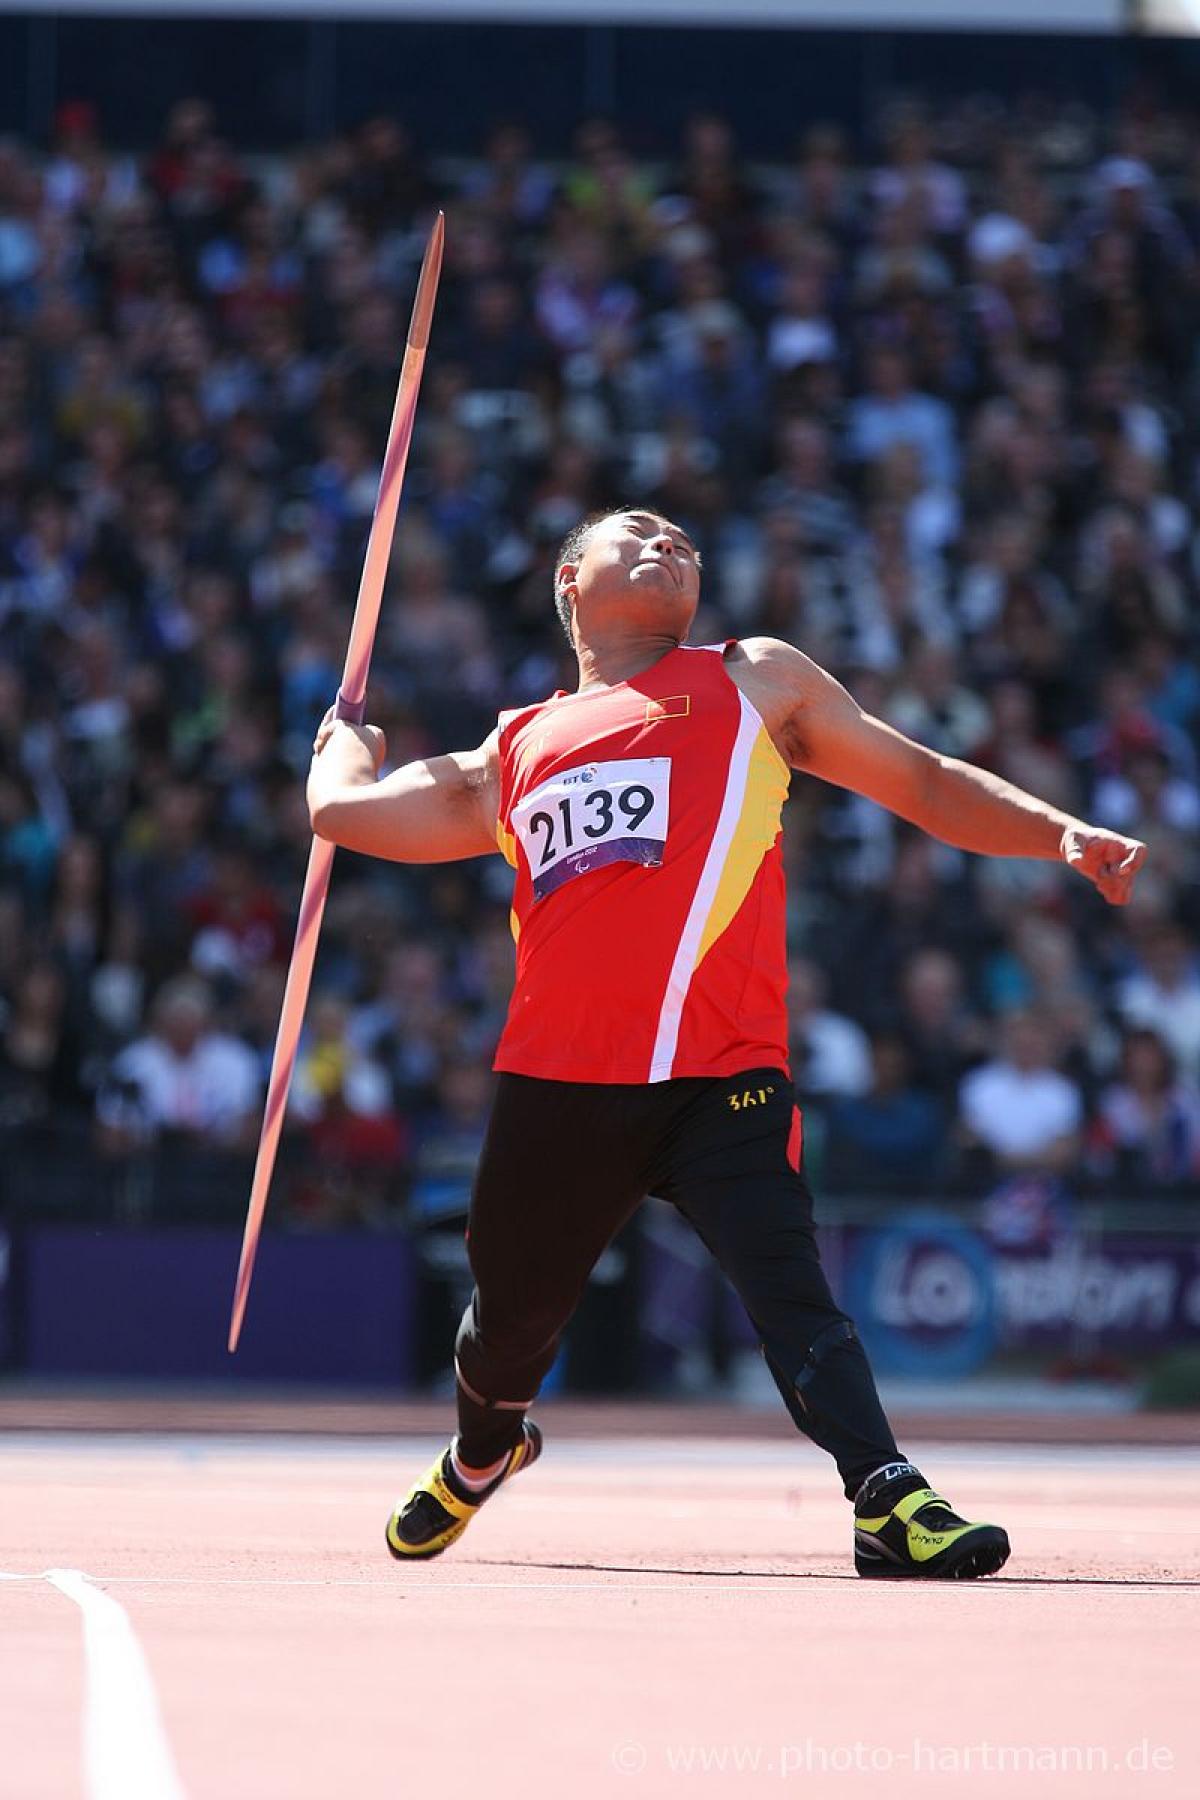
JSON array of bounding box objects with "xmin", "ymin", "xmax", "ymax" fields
[
  {"xmin": 649, "ymin": 695, "xmax": 786, "ymax": 1082},
  {"xmin": 694, "ymin": 724, "xmax": 790, "ymax": 967}
]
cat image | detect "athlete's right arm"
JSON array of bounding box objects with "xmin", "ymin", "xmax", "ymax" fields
[{"xmin": 306, "ymin": 716, "xmax": 501, "ymax": 863}]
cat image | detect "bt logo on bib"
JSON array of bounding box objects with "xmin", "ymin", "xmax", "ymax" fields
[{"xmin": 511, "ymin": 757, "xmax": 671, "ymax": 901}]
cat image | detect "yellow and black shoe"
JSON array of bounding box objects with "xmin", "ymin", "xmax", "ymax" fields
[
  {"xmin": 853, "ymin": 1461, "xmax": 1010, "ymax": 1580},
  {"xmin": 385, "ymin": 1423, "xmax": 543, "ymax": 1562}
]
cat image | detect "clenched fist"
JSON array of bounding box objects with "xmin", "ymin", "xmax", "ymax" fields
[
  {"xmin": 312, "ymin": 705, "xmax": 387, "ymax": 772},
  {"xmin": 1061, "ymin": 827, "xmax": 1146, "ymax": 906}
]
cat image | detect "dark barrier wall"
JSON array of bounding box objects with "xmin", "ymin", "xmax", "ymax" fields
[
  {"xmin": 15, "ymin": 1212, "xmax": 1195, "ymax": 1389},
  {"xmin": 23, "ymin": 1228, "xmax": 417, "ymax": 1384},
  {"xmin": 0, "ymin": 1231, "xmax": 13, "ymax": 1372},
  {"xmin": 5, "ymin": 12, "xmax": 1200, "ymax": 152}
]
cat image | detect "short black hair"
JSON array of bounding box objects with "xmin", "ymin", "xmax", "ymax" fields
[
  {"xmin": 553, "ymin": 510, "xmax": 611, "ymax": 645},
  {"xmin": 552, "ymin": 507, "xmax": 699, "ymax": 646}
]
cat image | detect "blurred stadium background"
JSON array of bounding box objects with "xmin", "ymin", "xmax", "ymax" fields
[{"xmin": 0, "ymin": 0, "xmax": 1198, "ymax": 1428}]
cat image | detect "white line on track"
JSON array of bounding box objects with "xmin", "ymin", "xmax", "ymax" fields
[
  {"xmin": 3, "ymin": 1568, "xmax": 188, "ymax": 1800},
  {"xmin": 4, "ymin": 1571, "xmax": 1189, "ymax": 1594},
  {"xmin": 7, "ymin": 1570, "xmax": 828, "ymax": 1593}
]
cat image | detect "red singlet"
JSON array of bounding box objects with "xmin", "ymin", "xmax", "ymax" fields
[{"xmin": 493, "ymin": 643, "xmax": 792, "ymax": 1084}]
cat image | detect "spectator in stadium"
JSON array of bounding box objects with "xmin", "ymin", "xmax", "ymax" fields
[
  {"xmin": 1115, "ymin": 919, "xmax": 1200, "ymax": 1080},
  {"xmin": 787, "ymin": 957, "xmax": 871, "ymax": 1101},
  {"xmin": 885, "ymin": 641, "xmax": 991, "ymax": 761},
  {"xmin": 957, "ymin": 1009, "xmax": 1084, "ymax": 1179},
  {"xmin": 895, "ymin": 947, "xmax": 988, "ymax": 1106},
  {"xmin": 0, "ymin": 85, "xmax": 1192, "ymax": 1214},
  {"xmin": 95, "ymin": 975, "xmax": 260, "ymax": 1152},
  {"xmin": 534, "ymin": 225, "xmax": 638, "ymax": 358},
  {"xmin": 823, "ymin": 1032, "xmax": 945, "ymax": 1193},
  {"xmin": 845, "ymin": 344, "xmax": 957, "ymax": 489},
  {"xmin": 408, "ymin": 1056, "xmax": 494, "ymax": 1225},
  {"xmin": 184, "ymin": 834, "xmax": 287, "ymax": 983},
  {"xmin": 1092, "ymin": 1027, "xmax": 1200, "ymax": 1189},
  {"xmin": 0, "ymin": 958, "xmax": 87, "ymax": 1127},
  {"xmin": 871, "ymin": 104, "xmax": 967, "ymax": 236}
]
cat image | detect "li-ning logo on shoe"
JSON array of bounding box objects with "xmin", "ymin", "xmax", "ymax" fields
[
  {"xmin": 872, "ymin": 1463, "xmax": 920, "ymax": 1491},
  {"xmin": 855, "ymin": 1463, "xmax": 921, "ymax": 1508},
  {"xmin": 908, "ymin": 1527, "xmax": 952, "ymax": 1553},
  {"xmin": 727, "ymin": 1085, "xmax": 776, "ymax": 1111}
]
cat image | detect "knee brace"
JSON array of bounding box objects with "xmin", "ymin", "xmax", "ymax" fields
[
  {"xmin": 454, "ymin": 1297, "xmax": 544, "ymax": 1410},
  {"xmin": 762, "ymin": 1316, "xmax": 859, "ymax": 1433}
]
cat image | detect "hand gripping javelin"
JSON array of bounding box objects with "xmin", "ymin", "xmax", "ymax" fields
[{"xmin": 227, "ymin": 212, "xmax": 445, "ymax": 1353}]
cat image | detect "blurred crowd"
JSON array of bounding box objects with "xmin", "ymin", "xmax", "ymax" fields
[{"xmin": 2, "ymin": 89, "xmax": 1200, "ymax": 1220}]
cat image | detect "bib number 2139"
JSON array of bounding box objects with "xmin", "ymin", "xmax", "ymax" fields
[{"xmin": 511, "ymin": 757, "xmax": 670, "ymax": 901}]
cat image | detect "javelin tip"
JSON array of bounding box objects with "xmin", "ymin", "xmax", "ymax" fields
[{"xmin": 408, "ymin": 213, "xmax": 445, "ymax": 351}]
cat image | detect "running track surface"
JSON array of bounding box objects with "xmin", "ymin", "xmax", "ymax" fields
[{"xmin": 2, "ymin": 1433, "xmax": 1197, "ymax": 1799}]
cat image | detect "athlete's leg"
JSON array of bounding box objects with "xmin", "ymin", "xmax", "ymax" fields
[
  {"xmin": 454, "ymin": 1074, "xmax": 651, "ymax": 1467},
  {"xmin": 387, "ymin": 1076, "xmax": 655, "ymax": 1559},
  {"xmin": 653, "ymin": 1070, "xmax": 901, "ymax": 1499}
]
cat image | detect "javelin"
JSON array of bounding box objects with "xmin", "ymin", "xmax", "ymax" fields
[{"xmin": 228, "ymin": 211, "xmax": 445, "ymax": 1353}]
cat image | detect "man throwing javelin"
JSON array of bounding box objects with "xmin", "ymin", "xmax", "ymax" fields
[{"xmin": 308, "ymin": 508, "xmax": 1145, "ymax": 1578}]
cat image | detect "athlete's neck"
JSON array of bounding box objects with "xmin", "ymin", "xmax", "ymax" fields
[{"xmin": 573, "ymin": 630, "xmax": 680, "ymax": 692}]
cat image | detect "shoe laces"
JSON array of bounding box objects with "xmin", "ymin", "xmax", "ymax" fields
[{"xmin": 910, "ymin": 1495, "xmax": 967, "ymax": 1529}]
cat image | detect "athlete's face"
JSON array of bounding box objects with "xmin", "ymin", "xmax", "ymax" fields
[{"xmin": 561, "ymin": 511, "xmax": 701, "ymax": 646}]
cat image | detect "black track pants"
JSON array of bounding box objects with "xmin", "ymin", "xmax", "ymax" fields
[{"xmin": 454, "ymin": 1069, "xmax": 901, "ymax": 1499}]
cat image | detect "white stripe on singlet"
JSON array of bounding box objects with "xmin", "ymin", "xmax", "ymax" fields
[{"xmin": 647, "ymin": 688, "xmax": 760, "ymax": 1082}]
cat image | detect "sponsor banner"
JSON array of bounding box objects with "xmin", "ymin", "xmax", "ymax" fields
[
  {"xmin": 640, "ymin": 1202, "xmax": 1200, "ymax": 1381},
  {"xmin": 992, "ymin": 1236, "xmax": 1200, "ymax": 1346},
  {"xmin": 846, "ymin": 1218, "xmax": 1200, "ymax": 1375},
  {"xmin": 845, "ymin": 1215, "xmax": 998, "ymax": 1378}
]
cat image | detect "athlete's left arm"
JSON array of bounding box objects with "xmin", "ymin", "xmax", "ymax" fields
[{"xmin": 731, "ymin": 637, "xmax": 1146, "ymax": 907}]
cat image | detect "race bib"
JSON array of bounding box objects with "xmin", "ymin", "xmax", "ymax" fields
[{"xmin": 511, "ymin": 757, "xmax": 670, "ymax": 901}]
